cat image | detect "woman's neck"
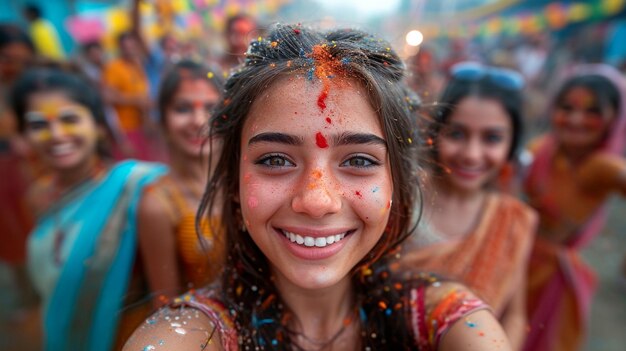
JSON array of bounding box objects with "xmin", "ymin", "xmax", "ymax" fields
[
  {"xmin": 558, "ymin": 143, "xmax": 597, "ymax": 164},
  {"xmin": 429, "ymin": 178, "xmax": 488, "ymax": 239},
  {"xmin": 54, "ymin": 156, "xmax": 102, "ymax": 192},
  {"xmin": 433, "ymin": 177, "xmax": 485, "ymax": 204},
  {"xmin": 273, "ymin": 270, "xmax": 355, "ymax": 346}
]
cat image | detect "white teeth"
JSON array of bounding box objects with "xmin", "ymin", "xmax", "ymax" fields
[
  {"xmin": 304, "ymin": 237, "xmax": 315, "ymax": 247},
  {"xmin": 283, "ymin": 230, "xmax": 347, "ymax": 248},
  {"xmin": 51, "ymin": 143, "xmax": 74, "ymax": 156}
]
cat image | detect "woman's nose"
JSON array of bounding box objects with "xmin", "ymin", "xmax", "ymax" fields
[{"xmin": 291, "ymin": 169, "xmax": 342, "ymax": 218}]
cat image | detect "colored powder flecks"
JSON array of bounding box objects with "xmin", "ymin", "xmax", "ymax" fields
[
  {"xmin": 317, "ymin": 89, "xmax": 329, "ymax": 111},
  {"xmin": 310, "ymin": 44, "xmax": 343, "ymax": 113},
  {"xmin": 248, "ymin": 196, "xmax": 259, "ymax": 209},
  {"xmin": 315, "ymin": 132, "xmax": 328, "ymax": 148},
  {"xmin": 372, "ymin": 186, "xmax": 379, "ymax": 193},
  {"xmin": 355, "ymin": 191, "xmax": 363, "ymax": 199},
  {"xmin": 325, "ymin": 117, "xmax": 332, "ymax": 124}
]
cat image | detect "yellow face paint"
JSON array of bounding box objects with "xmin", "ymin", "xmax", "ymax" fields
[{"xmin": 25, "ymin": 105, "xmax": 93, "ymax": 142}]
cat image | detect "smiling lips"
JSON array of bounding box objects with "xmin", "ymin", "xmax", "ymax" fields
[
  {"xmin": 282, "ymin": 229, "xmax": 347, "ymax": 248},
  {"xmin": 277, "ymin": 227, "xmax": 353, "ymax": 260}
]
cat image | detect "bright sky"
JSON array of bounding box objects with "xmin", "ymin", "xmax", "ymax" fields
[{"xmin": 314, "ymin": 0, "xmax": 401, "ymax": 17}]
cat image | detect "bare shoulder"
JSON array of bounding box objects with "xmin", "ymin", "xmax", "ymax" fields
[
  {"xmin": 439, "ymin": 309, "xmax": 512, "ymax": 351},
  {"xmin": 426, "ymin": 282, "xmax": 512, "ymax": 351},
  {"xmin": 123, "ymin": 306, "xmax": 225, "ymax": 351}
]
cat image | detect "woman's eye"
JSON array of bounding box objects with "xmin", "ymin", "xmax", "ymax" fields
[
  {"xmin": 341, "ymin": 156, "xmax": 378, "ymax": 168},
  {"xmin": 256, "ymin": 154, "xmax": 294, "ymax": 168},
  {"xmin": 27, "ymin": 121, "xmax": 48, "ymax": 130},
  {"xmin": 484, "ymin": 133, "xmax": 503, "ymax": 144},
  {"xmin": 444, "ymin": 129, "xmax": 464, "ymax": 140},
  {"xmin": 557, "ymin": 104, "xmax": 573, "ymax": 112},
  {"xmin": 59, "ymin": 114, "xmax": 80, "ymax": 124},
  {"xmin": 585, "ymin": 107, "xmax": 602, "ymax": 117},
  {"xmin": 173, "ymin": 104, "xmax": 193, "ymax": 114}
]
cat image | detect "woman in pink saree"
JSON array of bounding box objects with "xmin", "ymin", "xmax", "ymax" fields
[{"xmin": 523, "ymin": 64, "xmax": 626, "ymax": 351}]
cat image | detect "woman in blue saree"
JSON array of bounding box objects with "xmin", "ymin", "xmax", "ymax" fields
[{"xmin": 11, "ymin": 68, "xmax": 166, "ymax": 350}]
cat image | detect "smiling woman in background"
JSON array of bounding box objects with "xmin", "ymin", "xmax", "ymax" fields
[
  {"xmin": 137, "ymin": 60, "xmax": 227, "ymax": 306},
  {"xmin": 10, "ymin": 68, "xmax": 165, "ymax": 351},
  {"xmin": 401, "ymin": 62, "xmax": 536, "ymax": 350}
]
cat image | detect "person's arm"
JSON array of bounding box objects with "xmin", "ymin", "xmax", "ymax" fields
[
  {"xmin": 422, "ymin": 282, "xmax": 512, "ymax": 351},
  {"xmin": 130, "ymin": 0, "xmax": 150, "ymax": 58},
  {"xmin": 123, "ymin": 306, "xmax": 224, "ymax": 351},
  {"xmin": 440, "ymin": 309, "xmax": 512, "ymax": 351},
  {"xmin": 498, "ymin": 282, "xmax": 526, "ymax": 350},
  {"xmin": 578, "ymin": 153, "xmax": 626, "ymax": 196},
  {"xmin": 137, "ymin": 187, "xmax": 183, "ymax": 307}
]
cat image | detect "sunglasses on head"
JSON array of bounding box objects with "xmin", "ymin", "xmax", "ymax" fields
[{"xmin": 450, "ymin": 61, "xmax": 525, "ymax": 91}]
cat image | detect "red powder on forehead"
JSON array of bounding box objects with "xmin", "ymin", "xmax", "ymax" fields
[
  {"xmin": 310, "ymin": 45, "xmax": 344, "ymax": 114},
  {"xmin": 317, "ymin": 90, "xmax": 328, "ymax": 111},
  {"xmin": 315, "ymin": 132, "xmax": 328, "ymax": 148},
  {"xmin": 325, "ymin": 117, "xmax": 332, "ymax": 124},
  {"xmin": 355, "ymin": 191, "xmax": 363, "ymax": 199}
]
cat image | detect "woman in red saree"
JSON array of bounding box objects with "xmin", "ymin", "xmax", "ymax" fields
[{"xmin": 523, "ymin": 64, "xmax": 626, "ymax": 351}]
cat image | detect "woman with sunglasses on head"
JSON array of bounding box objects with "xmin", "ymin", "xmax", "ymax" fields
[
  {"xmin": 124, "ymin": 24, "xmax": 512, "ymax": 351},
  {"xmin": 523, "ymin": 64, "xmax": 626, "ymax": 351},
  {"xmin": 10, "ymin": 68, "xmax": 166, "ymax": 351},
  {"xmin": 137, "ymin": 60, "xmax": 227, "ymax": 307},
  {"xmin": 401, "ymin": 61, "xmax": 537, "ymax": 350}
]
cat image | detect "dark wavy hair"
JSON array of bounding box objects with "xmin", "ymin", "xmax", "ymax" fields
[
  {"xmin": 428, "ymin": 76, "xmax": 524, "ymax": 162},
  {"xmin": 10, "ymin": 68, "xmax": 110, "ymax": 156},
  {"xmin": 198, "ymin": 24, "xmax": 422, "ymax": 349}
]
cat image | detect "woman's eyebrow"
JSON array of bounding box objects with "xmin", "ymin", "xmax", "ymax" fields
[
  {"xmin": 248, "ymin": 132, "xmax": 304, "ymax": 146},
  {"xmin": 332, "ymin": 132, "xmax": 387, "ymax": 148}
]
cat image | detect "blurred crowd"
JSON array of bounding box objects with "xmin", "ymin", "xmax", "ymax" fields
[{"xmin": 0, "ymin": 1, "xmax": 625, "ymax": 350}]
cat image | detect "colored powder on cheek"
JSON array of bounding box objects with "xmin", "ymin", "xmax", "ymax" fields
[
  {"xmin": 248, "ymin": 196, "xmax": 259, "ymax": 209},
  {"xmin": 553, "ymin": 115, "xmax": 567, "ymax": 126},
  {"xmin": 583, "ymin": 118, "xmax": 604, "ymax": 129},
  {"xmin": 325, "ymin": 117, "xmax": 332, "ymax": 124},
  {"xmin": 372, "ymin": 186, "xmax": 379, "ymax": 193},
  {"xmin": 317, "ymin": 90, "xmax": 328, "ymax": 111},
  {"xmin": 31, "ymin": 130, "xmax": 52, "ymax": 142},
  {"xmin": 387, "ymin": 200, "xmax": 391, "ymax": 209},
  {"xmin": 355, "ymin": 191, "xmax": 363, "ymax": 199},
  {"xmin": 315, "ymin": 132, "xmax": 328, "ymax": 148}
]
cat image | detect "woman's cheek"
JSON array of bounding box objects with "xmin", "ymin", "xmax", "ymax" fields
[
  {"xmin": 345, "ymin": 181, "xmax": 392, "ymax": 223},
  {"xmin": 241, "ymin": 171, "xmax": 292, "ymax": 217}
]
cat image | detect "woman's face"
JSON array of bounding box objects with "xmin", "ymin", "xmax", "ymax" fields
[
  {"xmin": 437, "ymin": 96, "xmax": 512, "ymax": 193},
  {"xmin": 24, "ymin": 91, "xmax": 99, "ymax": 173},
  {"xmin": 165, "ymin": 79, "xmax": 220, "ymax": 158},
  {"xmin": 239, "ymin": 77, "xmax": 393, "ymax": 291},
  {"xmin": 553, "ymin": 86, "xmax": 615, "ymax": 151},
  {"xmin": 0, "ymin": 42, "xmax": 33, "ymax": 83}
]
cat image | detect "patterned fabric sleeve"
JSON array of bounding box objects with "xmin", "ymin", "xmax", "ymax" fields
[
  {"xmin": 171, "ymin": 290, "xmax": 239, "ymax": 351},
  {"xmin": 410, "ymin": 282, "xmax": 489, "ymax": 351}
]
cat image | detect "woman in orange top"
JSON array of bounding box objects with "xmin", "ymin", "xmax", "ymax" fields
[
  {"xmin": 523, "ymin": 64, "xmax": 626, "ymax": 351},
  {"xmin": 401, "ymin": 62, "xmax": 537, "ymax": 350},
  {"xmin": 137, "ymin": 60, "xmax": 226, "ymax": 306}
]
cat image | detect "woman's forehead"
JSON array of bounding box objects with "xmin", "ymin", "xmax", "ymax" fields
[{"xmin": 242, "ymin": 76, "xmax": 383, "ymax": 137}]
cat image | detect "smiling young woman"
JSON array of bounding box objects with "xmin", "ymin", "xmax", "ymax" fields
[
  {"xmin": 401, "ymin": 62, "xmax": 537, "ymax": 350},
  {"xmin": 136, "ymin": 60, "xmax": 227, "ymax": 307},
  {"xmin": 523, "ymin": 64, "xmax": 626, "ymax": 351},
  {"xmin": 10, "ymin": 68, "xmax": 166, "ymax": 351},
  {"xmin": 123, "ymin": 25, "xmax": 511, "ymax": 351}
]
